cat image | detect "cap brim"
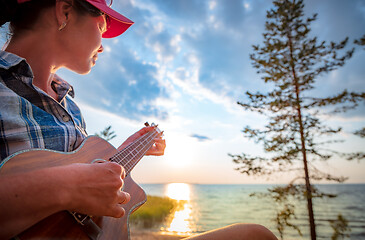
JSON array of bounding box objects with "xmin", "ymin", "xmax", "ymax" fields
[{"xmin": 85, "ymin": 1, "xmax": 134, "ymax": 38}]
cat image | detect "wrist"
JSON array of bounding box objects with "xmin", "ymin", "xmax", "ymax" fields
[{"xmin": 38, "ymin": 165, "xmax": 78, "ymax": 212}]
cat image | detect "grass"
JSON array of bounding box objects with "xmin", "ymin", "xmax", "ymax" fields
[{"xmin": 130, "ymin": 195, "xmax": 183, "ymax": 228}]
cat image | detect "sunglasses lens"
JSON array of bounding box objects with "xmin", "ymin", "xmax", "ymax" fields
[{"xmin": 105, "ymin": 0, "xmax": 113, "ymax": 7}]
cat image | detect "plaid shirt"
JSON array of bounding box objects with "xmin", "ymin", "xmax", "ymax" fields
[{"xmin": 0, "ymin": 50, "xmax": 87, "ymax": 163}]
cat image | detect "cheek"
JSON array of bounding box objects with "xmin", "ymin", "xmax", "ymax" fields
[
  {"xmin": 74, "ymin": 30, "xmax": 101, "ymax": 58},
  {"xmin": 85, "ymin": 27, "xmax": 103, "ymax": 53},
  {"xmin": 63, "ymin": 20, "xmax": 102, "ymax": 69}
]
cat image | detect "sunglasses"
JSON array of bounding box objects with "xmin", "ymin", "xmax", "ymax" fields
[{"xmin": 105, "ymin": 0, "xmax": 113, "ymax": 7}]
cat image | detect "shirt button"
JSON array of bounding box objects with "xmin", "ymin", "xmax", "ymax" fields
[{"xmin": 62, "ymin": 115, "xmax": 70, "ymax": 122}]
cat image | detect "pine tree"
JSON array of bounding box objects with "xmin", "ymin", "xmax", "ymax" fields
[
  {"xmin": 354, "ymin": 34, "xmax": 365, "ymax": 47},
  {"xmin": 95, "ymin": 125, "xmax": 117, "ymax": 141},
  {"xmin": 230, "ymin": 0, "xmax": 364, "ymax": 239},
  {"xmin": 353, "ymin": 34, "xmax": 365, "ymax": 143}
]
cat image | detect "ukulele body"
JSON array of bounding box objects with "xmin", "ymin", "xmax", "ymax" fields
[{"xmin": 0, "ymin": 136, "xmax": 147, "ymax": 240}]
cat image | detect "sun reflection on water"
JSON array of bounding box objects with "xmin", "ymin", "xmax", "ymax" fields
[{"xmin": 161, "ymin": 183, "xmax": 197, "ymax": 235}]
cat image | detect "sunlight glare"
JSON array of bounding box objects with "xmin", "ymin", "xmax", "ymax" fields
[
  {"xmin": 162, "ymin": 183, "xmax": 196, "ymax": 235},
  {"xmin": 163, "ymin": 133, "xmax": 194, "ymax": 168},
  {"xmin": 166, "ymin": 202, "xmax": 193, "ymax": 234},
  {"xmin": 165, "ymin": 183, "xmax": 191, "ymax": 200}
]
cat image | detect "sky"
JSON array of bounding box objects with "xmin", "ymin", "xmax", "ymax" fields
[{"xmin": 4, "ymin": 0, "xmax": 364, "ymax": 184}]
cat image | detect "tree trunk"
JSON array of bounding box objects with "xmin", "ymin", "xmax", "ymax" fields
[
  {"xmin": 288, "ymin": 34, "xmax": 317, "ymax": 240},
  {"xmin": 296, "ymin": 96, "xmax": 317, "ymax": 240}
]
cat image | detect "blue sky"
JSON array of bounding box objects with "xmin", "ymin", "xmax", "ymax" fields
[
  {"xmin": 24, "ymin": 0, "xmax": 365, "ymax": 183},
  {"xmin": 57, "ymin": 0, "xmax": 365, "ymax": 184}
]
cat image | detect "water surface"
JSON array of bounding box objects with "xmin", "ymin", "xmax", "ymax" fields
[{"xmin": 140, "ymin": 183, "xmax": 365, "ymax": 239}]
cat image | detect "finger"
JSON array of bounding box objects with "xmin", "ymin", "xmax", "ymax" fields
[
  {"xmin": 118, "ymin": 191, "xmax": 131, "ymax": 204},
  {"xmin": 154, "ymin": 138, "xmax": 165, "ymax": 143},
  {"xmin": 147, "ymin": 143, "xmax": 166, "ymax": 155},
  {"xmin": 155, "ymin": 139, "xmax": 166, "ymax": 149},
  {"xmin": 137, "ymin": 126, "xmax": 155, "ymax": 135},
  {"xmin": 155, "ymin": 141, "xmax": 166, "ymax": 150},
  {"xmin": 158, "ymin": 131, "xmax": 164, "ymax": 137},
  {"xmin": 120, "ymin": 166, "xmax": 126, "ymax": 179},
  {"xmin": 111, "ymin": 205, "xmax": 126, "ymax": 218},
  {"xmin": 105, "ymin": 162, "xmax": 123, "ymax": 174},
  {"xmin": 123, "ymin": 192, "xmax": 131, "ymax": 204}
]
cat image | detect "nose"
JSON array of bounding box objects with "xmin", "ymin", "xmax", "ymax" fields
[{"xmin": 98, "ymin": 45, "xmax": 104, "ymax": 53}]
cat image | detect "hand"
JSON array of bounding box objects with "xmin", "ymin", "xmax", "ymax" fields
[
  {"xmin": 63, "ymin": 162, "xmax": 131, "ymax": 218},
  {"xmin": 146, "ymin": 133, "xmax": 166, "ymax": 156},
  {"xmin": 118, "ymin": 126, "xmax": 166, "ymax": 156},
  {"xmin": 0, "ymin": 162, "xmax": 130, "ymax": 239}
]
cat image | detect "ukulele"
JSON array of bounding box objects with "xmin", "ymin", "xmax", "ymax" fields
[{"xmin": 0, "ymin": 123, "xmax": 162, "ymax": 240}]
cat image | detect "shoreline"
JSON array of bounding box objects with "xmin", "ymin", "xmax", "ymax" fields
[{"xmin": 131, "ymin": 229, "xmax": 190, "ymax": 240}]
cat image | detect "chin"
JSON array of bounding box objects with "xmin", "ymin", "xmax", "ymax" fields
[
  {"xmin": 67, "ymin": 66, "xmax": 92, "ymax": 75},
  {"xmin": 79, "ymin": 69, "xmax": 92, "ymax": 75}
]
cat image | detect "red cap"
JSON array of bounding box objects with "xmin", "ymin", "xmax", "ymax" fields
[
  {"xmin": 17, "ymin": 0, "xmax": 134, "ymax": 38},
  {"xmin": 85, "ymin": 0, "xmax": 134, "ymax": 38}
]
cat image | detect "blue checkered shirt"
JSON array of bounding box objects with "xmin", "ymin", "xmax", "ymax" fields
[{"xmin": 0, "ymin": 51, "xmax": 87, "ymax": 163}]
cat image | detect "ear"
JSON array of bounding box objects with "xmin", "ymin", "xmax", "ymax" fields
[{"xmin": 55, "ymin": 0, "xmax": 73, "ymax": 26}]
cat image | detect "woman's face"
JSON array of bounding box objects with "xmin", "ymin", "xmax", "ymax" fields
[{"xmin": 60, "ymin": 13, "xmax": 106, "ymax": 74}]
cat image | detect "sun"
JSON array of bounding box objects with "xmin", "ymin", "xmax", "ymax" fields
[{"xmin": 163, "ymin": 133, "xmax": 195, "ymax": 168}]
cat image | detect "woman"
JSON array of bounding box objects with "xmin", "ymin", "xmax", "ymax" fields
[{"xmin": 0, "ymin": 0, "xmax": 276, "ymax": 239}]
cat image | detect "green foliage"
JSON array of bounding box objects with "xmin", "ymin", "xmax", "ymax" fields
[
  {"xmin": 130, "ymin": 195, "xmax": 179, "ymax": 228},
  {"xmin": 251, "ymin": 183, "xmax": 337, "ymax": 239},
  {"xmin": 95, "ymin": 125, "xmax": 117, "ymax": 141},
  {"xmin": 353, "ymin": 37, "xmax": 365, "ymax": 145},
  {"xmin": 354, "ymin": 34, "xmax": 365, "ymax": 47},
  {"xmin": 231, "ymin": 0, "xmax": 364, "ymax": 239},
  {"xmin": 329, "ymin": 215, "xmax": 351, "ymax": 240},
  {"xmin": 275, "ymin": 203, "xmax": 301, "ymax": 239},
  {"xmin": 354, "ymin": 127, "xmax": 365, "ymax": 138}
]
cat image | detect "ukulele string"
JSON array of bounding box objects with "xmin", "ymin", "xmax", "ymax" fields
[
  {"xmin": 117, "ymin": 131, "xmax": 156, "ymax": 164},
  {"xmin": 119, "ymin": 131, "xmax": 157, "ymax": 173},
  {"xmin": 110, "ymin": 130, "xmax": 158, "ymax": 173},
  {"xmin": 122, "ymin": 131, "xmax": 158, "ymax": 172},
  {"xmin": 111, "ymin": 130, "xmax": 154, "ymax": 162}
]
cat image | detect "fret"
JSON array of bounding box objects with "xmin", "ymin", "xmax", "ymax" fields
[{"xmin": 110, "ymin": 127, "xmax": 160, "ymax": 174}]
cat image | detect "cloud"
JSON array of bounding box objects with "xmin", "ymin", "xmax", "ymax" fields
[
  {"xmin": 190, "ymin": 134, "xmax": 212, "ymax": 142},
  {"xmin": 58, "ymin": 0, "xmax": 365, "ymax": 124},
  {"xmin": 141, "ymin": 0, "xmax": 209, "ymax": 23},
  {"xmin": 59, "ymin": 40, "xmax": 169, "ymax": 120}
]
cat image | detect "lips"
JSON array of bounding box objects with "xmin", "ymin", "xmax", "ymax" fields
[{"xmin": 92, "ymin": 55, "xmax": 98, "ymax": 64}]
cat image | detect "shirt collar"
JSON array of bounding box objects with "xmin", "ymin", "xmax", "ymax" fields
[
  {"xmin": 0, "ymin": 50, "xmax": 75, "ymax": 99},
  {"xmin": 52, "ymin": 74, "xmax": 75, "ymax": 99},
  {"xmin": 0, "ymin": 50, "xmax": 33, "ymax": 78},
  {"xmin": 0, "ymin": 50, "xmax": 25, "ymax": 68}
]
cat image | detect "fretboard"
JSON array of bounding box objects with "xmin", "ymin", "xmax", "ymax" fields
[{"xmin": 109, "ymin": 129, "xmax": 159, "ymax": 174}]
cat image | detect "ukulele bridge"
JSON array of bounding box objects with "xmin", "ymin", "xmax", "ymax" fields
[
  {"xmin": 70, "ymin": 211, "xmax": 89, "ymax": 225},
  {"xmin": 69, "ymin": 211, "xmax": 103, "ymax": 240}
]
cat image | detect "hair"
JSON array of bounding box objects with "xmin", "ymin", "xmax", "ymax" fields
[{"xmin": 0, "ymin": 0, "xmax": 104, "ymax": 38}]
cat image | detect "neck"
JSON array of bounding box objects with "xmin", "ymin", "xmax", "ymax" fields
[
  {"xmin": 111, "ymin": 129, "xmax": 158, "ymax": 174},
  {"xmin": 5, "ymin": 33, "xmax": 61, "ymax": 99}
]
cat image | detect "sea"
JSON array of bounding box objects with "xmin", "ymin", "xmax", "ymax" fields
[{"xmin": 139, "ymin": 183, "xmax": 365, "ymax": 240}]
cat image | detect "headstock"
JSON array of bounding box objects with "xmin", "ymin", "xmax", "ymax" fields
[{"xmin": 144, "ymin": 122, "xmax": 163, "ymax": 135}]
